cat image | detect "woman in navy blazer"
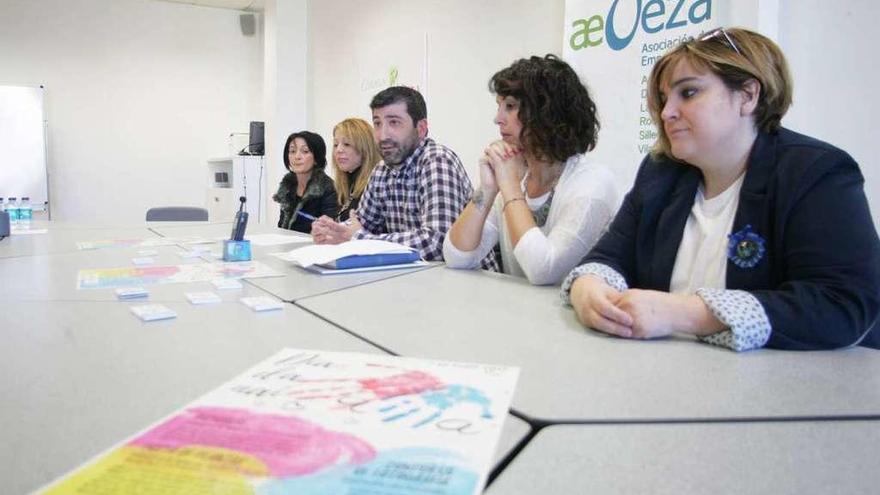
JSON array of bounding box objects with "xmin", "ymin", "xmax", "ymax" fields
[{"xmin": 563, "ymin": 27, "xmax": 880, "ymax": 351}]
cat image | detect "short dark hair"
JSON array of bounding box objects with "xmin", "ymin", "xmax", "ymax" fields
[
  {"xmin": 369, "ymin": 86, "xmax": 427, "ymax": 125},
  {"xmin": 283, "ymin": 131, "xmax": 327, "ymax": 177},
  {"xmin": 490, "ymin": 54, "xmax": 600, "ymax": 163}
]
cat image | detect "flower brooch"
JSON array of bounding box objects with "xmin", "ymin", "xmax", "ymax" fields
[{"xmin": 727, "ymin": 224, "xmax": 765, "ymax": 269}]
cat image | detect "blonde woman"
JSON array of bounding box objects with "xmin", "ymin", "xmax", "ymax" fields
[
  {"xmin": 564, "ymin": 28, "xmax": 880, "ymax": 351},
  {"xmin": 331, "ymin": 118, "xmax": 381, "ymax": 221}
]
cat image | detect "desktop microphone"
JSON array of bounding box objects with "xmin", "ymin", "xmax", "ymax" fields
[{"xmin": 230, "ymin": 196, "xmax": 249, "ymax": 241}]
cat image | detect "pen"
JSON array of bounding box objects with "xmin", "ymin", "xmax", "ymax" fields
[{"xmin": 296, "ymin": 211, "xmax": 317, "ymax": 222}]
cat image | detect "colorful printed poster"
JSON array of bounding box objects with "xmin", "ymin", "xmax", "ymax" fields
[
  {"xmin": 76, "ymin": 261, "xmax": 281, "ymax": 290},
  {"xmin": 39, "ymin": 348, "xmax": 519, "ymax": 495}
]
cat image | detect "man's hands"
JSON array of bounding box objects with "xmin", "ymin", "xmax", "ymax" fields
[{"xmin": 311, "ymin": 213, "xmax": 362, "ymax": 244}]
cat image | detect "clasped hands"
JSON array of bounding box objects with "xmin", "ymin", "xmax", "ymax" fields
[
  {"xmin": 311, "ymin": 213, "xmax": 362, "ymax": 245},
  {"xmin": 478, "ymin": 140, "xmax": 527, "ymax": 198},
  {"xmin": 570, "ymin": 274, "xmax": 715, "ymax": 340}
]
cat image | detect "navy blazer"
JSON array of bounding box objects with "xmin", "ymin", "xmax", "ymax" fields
[{"xmin": 585, "ymin": 128, "xmax": 880, "ymax": 350}]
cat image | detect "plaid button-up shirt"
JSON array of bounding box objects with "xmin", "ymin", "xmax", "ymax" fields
[{"xmin": 353, "ymin": 137, "xmax": 474, "ymax": 261}]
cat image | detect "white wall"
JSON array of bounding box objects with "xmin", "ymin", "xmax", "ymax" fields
[
  {"xmin": 3, "ymin": 1, "xmax": 875, "ymax": 226},
  {"xmin": 0, "ymin": 0, "xmax": 262, "ymax": 222},
  {"xmin": 308, "ymin": 0, "xmax": 880, "ymax": 231},
  {"xmin": 308, "ymin": 0, "xmax": 565, "ymax": 182},
  {"xmin": 778, "ymin": 0, "xmax": 880, "ymax": 225},
  {"xmin": 263, "ymin": 0, "xmax": 308, "ymax": 227}
]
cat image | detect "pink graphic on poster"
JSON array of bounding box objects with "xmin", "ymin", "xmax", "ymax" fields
[
  {"xmin": 360, "ymin": 370, "xmax": 445, "ymax": 398},
  {"xmin": 131, "ymin": 406, "xmax": 376, "ymax": 477},
  {"xmin": 76, "ymin": 261, "xmax": 280, "ymax": 289}
]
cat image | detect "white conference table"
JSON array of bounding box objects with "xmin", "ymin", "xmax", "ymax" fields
[
  {"xmin": 486, "ymin": 421, "xmax": 880, "ymax": 494},
  {"xmin": 1, "ymin": 300, "xmax": 528, "ymax": 495},
  {"xmin": 0, "ymin": 221, "xmax": 433, "ymax": 303},
  {"xmin": 150, "ymin": 222, "xmax": 439, "ymax": 301},
  {"xmin": 0, "ymin": 299, "xmax": 381, "ymax": 494},
  {"xmin": 0, "ymin": 243, "xmax": 257, "ymax": 301},
  {"xmin": 2, "ymin": 222, "xmax": 529, "ymax": 494},
  {"xmin": 0, "ymin": 221, "xmax": 160, "ymax": 259},
  {"xmin": 298, "ymin": 266, "xmax": 880, "ymax": 422}
]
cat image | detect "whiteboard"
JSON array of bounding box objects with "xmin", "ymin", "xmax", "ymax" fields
[{"xmin": 0, "ymin": 85, "xmax": 49, "ymax": 210}]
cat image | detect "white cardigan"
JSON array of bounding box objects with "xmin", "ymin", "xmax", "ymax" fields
[{"xmin": 443, "ymin": 153, "xmax": 618, "ymax": 285}]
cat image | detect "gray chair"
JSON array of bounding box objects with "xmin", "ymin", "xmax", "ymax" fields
[{"xmin": 145, "ymin": 206, "xmax": 209, "ymax": 221}]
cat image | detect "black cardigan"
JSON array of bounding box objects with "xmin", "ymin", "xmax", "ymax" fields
[{"xmin": 273, "ymin": 171, "xmax": 338, "ymax": 233}]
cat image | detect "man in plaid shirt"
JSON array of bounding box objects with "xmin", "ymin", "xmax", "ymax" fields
[{"xmin": 311, "ymin": 86, "xmax": 476, "ymax": 262}]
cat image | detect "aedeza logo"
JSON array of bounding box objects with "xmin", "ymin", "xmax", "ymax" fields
[{"xmin": 569, "ymin": 0, "xmax": 712, "ymax": 51}]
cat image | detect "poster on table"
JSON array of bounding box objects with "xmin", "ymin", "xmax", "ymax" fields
[
  {"xmin": 39, "ymin": 348, "xmax": 519, "ymax": 495},
  {"xmin": 563, "ymin": 0, "xmax": 734, "ymax": 194},
  {"xmin": 76, "ymin": 236, "xmax": 217, "ymax": 250},
  {"xmin": 76, "ymin": 261, "xmax": 281, "ymax": 289}
]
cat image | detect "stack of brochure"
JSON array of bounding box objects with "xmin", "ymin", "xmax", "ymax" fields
[{"xmin": 274, "ymin": 239, "xmax": 426, "ymax": 274}]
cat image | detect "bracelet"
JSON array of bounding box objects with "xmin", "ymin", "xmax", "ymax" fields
[{"xmin": 502, "ymin": 197, "xmax": 526, "ymax": 212}]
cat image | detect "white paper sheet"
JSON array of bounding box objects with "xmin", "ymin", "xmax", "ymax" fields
[{"xmin": 246, "ymin": 233, "xmax": 313, "ymax": 247}]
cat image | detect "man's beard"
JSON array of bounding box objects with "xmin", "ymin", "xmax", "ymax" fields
[{"xmin": 378, "ymin": 133, "xmax": 418, "ymax": 165}]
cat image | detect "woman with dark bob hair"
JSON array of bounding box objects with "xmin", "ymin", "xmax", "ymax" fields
[
  {"xmin": 444, "ymin": 54, "xmax": 618, "ymax": 285},
  {"xmin": 272, "ymin": 130, "xmax": 338, "ymax": 233},
  {"xmin": 563, "ymin": 27, "xmax": 880, "ymax": 351}
]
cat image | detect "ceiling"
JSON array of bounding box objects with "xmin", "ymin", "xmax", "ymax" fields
[{"xmin": 153, "ymin": 0, "xmax": 265, "ymax": 12}]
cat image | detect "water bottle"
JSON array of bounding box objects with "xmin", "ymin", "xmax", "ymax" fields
[
  {"xmin": 7, "ymin": 197, "xmax": 19, "ymax": 228},
  {"xmin": 20, "ymin": 196, "xmax": 32, "ymax": 229},
  {"xmin": 0, "ymin": 198, "xmax": 6, "ymax": 237}
]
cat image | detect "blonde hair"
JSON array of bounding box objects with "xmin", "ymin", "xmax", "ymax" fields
[
  {"xmin": 331, "ymin": 118, "xmax": 381, "ymax": 206},
  {"xmin": 647, "ymin": 27, "xmax": 793, "ymax": 160}
]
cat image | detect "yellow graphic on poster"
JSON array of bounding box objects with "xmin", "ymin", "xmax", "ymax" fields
[{"xmin": 76, "ymin": 261, "xmax": 281, "ymax": 289}]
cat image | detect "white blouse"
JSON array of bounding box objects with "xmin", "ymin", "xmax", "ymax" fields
[
  {"xmin": 561, "ymin": 173, "xmax": 772, "ymax": 351},
  {"xmin": 669, "ymin": 174, "xmax": 745, "ymax": 294},
  {"xmin": 443, "ymin": 153, "xmax": 618, "ymax": 285}
]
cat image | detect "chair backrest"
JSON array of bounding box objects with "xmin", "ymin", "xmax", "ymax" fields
[{"xmin": 145, "ymin": 206, "xmax": 209, "ymax": 221}]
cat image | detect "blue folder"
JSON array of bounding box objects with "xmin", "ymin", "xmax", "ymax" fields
[{"xmin": 318, "ymin": 251, "xmax": 421, "ymax": 270}]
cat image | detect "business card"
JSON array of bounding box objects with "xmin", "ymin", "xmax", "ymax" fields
[
  {"xmin": 212, "ymin": 278, "xmax": 243, "ymax": 290},
  {"xmin": 129, "ymin": 304, "xmax": 177, "ymax": 322},
  {"xmin": 185, "ymin": 291, "xmax": 222, "ymax": 305},
  {"xmin": 115, "ymin": 287, "xmax": 149, "ymax": 300},
  {"xmin": 240, "ymin": 296, "xmax": 283, "ymax": 312}
]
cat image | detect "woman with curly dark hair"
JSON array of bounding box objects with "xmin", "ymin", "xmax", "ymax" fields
[{"xmin": 444, "ymin": 54, "xmax": 618, "ymax": 285}]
